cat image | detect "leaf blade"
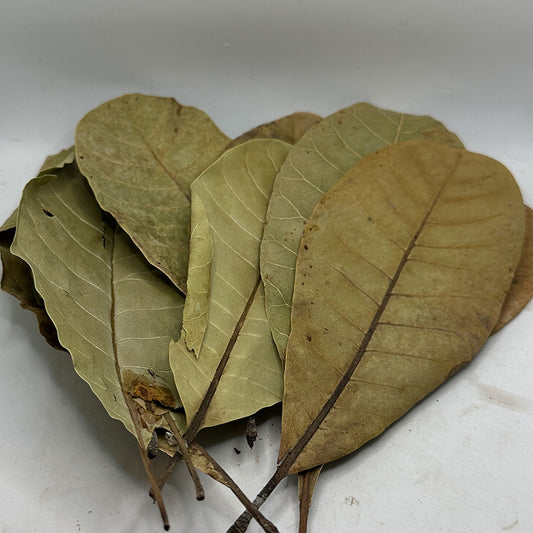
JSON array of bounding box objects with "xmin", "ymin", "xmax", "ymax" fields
[
  {"xmin": 280, "ymin": 141, "xmax": 525, "ymax": 473},
  {"xmin": 11, "ymin": 164, "xmax": 186, "ymax": 446},
  {"xmin": 261, "ymin": 103, "xmax": 464, "ymax": 359},
  {"xmin": 170, "ymin": 140, "xmax": 290, "ymax": 434},
  {"xmin": 75, "ymin": 93, "xmax": 230, "ymax": 292}
]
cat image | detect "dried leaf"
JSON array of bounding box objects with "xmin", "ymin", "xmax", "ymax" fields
[
  {"xmin": 39, "ymin": 146, "xmax": 75, "ymax": 175},
  {"xmin": 493, "ymin": 205, "xmax": 533, "ymax": 332},
  {"xmin": 75, "ymin": 94, "xmax": 230, "ymax": 293},
  {"xmin": 280, "ymin": 141, "xmax": 524, "ymax": 473},
  {"xmin": 227, "ymin": 112, "xmax": 321, "ymax": 149},
  {"xmin": 169, "ymin": 140, "xmax": 290, "ymax": 437},
  {"xmin": 0, "ymin": 210, "xmax": 63, "ymax": 350},
  {"xmin": 10, "ymin": 163, "xmax": 186, "ymax": 447},
  {"xmin": 0, "ymin": 146, "xmax": 77, "ymax": 350},
  {"xmin": 261, "ymin": 103, "xmax": 464, "ymax": 360}
]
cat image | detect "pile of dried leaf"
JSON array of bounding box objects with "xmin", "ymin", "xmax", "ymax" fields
[{"xmin": 2, "ymin": 94, "xmax": 532, "ymax": 532}]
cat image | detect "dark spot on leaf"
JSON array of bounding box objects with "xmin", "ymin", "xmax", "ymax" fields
[
  {"xmin": 138, "ymin": 385, "xmax": 149, "ymax": 397},
  {"xmin": 113, "ymin": 394, "xmax": 117, "ymax": 401},
  {"xmin": 234, "ymin": 448, "xmax": 241, "ymax": 454},
  {"xmin": 125, "ymin": 370, "xmax": 178, "ymax": 409},
  {"xmin": 43, "ymin": 209, "xmax": 54, "ymax": 217},
  {"xmin": 306, "ymin": 335, "xmax": 312, "ymax": 342},
  {"xmin": 368, "ymin": 216, "xmax": 372, "ymax": 221},
  {"xmin": 79, "ymin": 155, "xmax": 84, "ymax": 160},
  {"xmin": 102, "ymin": 235, "xmax": 106, "ymax": 248},
  {"xmin": 304, "ymin": 244, "xmax": 309, "ymax": 250}
]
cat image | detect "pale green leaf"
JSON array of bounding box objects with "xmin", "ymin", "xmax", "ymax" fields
[
  {"xmin": 75, "ymin": 94, "xmax": 230, "ymax": 293},
  {"xmin": 181, "ymin": 193, "xmax": 212, "ymax": 356},
  {"xmin": 39, "ymin": 146, "xmax": 75, "ymax": 175},
  {"xmin": 11, "ymin": 164, "xmax": 186, "ymax": 447},
  {"xmin": 280, "ymin": 141, "xmax": 525, "ymax": 474},
  {"xmin": 169, "ymin": 140, "xmax": 290, "ymax": 436},
  {"xmin": 261, "ymin": 103, "xmax": 464, "ymax": 359}
]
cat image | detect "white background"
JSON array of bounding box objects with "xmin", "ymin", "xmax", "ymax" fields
[{"xmin": 1, "ymin": 1, "xmax": 532, "ymax": 532}]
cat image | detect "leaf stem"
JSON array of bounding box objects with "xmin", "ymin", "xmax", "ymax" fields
[
  {"xmin": 129, "ymin": 403, "xmax": 170, "ymax": 530},
  {"xmin": 227, "ymin": 466, "xmax": 287, "ymax": 533},
  {"xmin": 190, "ymin": 443, "xmax": 280, "ymax": 533},
  {"xmin": 228, "ymin": 165, "xmax": 462, "ymax": 531},
  {"xmin": 156, "ymin": 451, "xmax": 181, "ymax": 491},
  {"xmin": 108, "ymin": 217, "xmax": 169, "ymax": 529},
  {"xmin": 298, "ymin": 471, "xmax": 312, "ymax": 533},
  {"xmin": 164, "ymin": 413, "xmax": 205, "ymax": 500}
]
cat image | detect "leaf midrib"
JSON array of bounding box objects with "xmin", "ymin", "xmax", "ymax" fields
[
  {"xmin": 185, "ymin": 275, "xmax": 263, "ymax": 442},
  {"xmin": 144, "ymin": 138, "xmax": 191, "ymax": 202}
]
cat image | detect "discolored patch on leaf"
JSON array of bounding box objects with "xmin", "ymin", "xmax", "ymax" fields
[
  {"xmin": 75, "ymin": 94, "xmax": 230, "ymax": 293},
  {"xmin": 123, "ymin": 370, "xmax": 179, "ymax": 410},
  {"xmin": 279, "ymin": 141, "xmax": 525, "ymax": 474},
  {"xmin": 261, "ymin": 103, "xmax": 464, "ymax": 360}
]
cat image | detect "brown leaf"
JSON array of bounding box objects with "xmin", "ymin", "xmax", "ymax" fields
[
  {"xmin": 227, "ymin": 112, "xmax": 321, "ymax": 149},
  {"xmin": 261, "ymin": 103, "xmax": 464, "ymax": 361},
  {"xmin": 280, "ymin": 141, "xmax": 525, "ymax": 473},
  {"xmin": 493, "ymin": 205, "xmax": 533, "ymax": 333}
]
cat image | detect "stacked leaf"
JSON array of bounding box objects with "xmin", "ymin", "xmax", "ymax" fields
[
  {"xmin": 75, "ymin": 94, "xmax": 230, "ymax": 293},
  {"xmin": 2, "ymin": 94, "xmax": 532, "ymax": 533},
  {"xmin": 281, "ymin": 140, "xmax": 524, "ymax": 469},
  {"xmin": 13, "ymin": 165, "xmax": 188, "ymax": 442},
  {"xmin": 260, "ymin": 103, "xmax": 464, "ymax": 361},
  {"xmin": 0, "ymin": 149, "xmax": 77, "ymax": 351},
  {"xmin": 231, "ymin": 123, "xmax": 532, "ymax": 532},
  {"xmin": 169, "ymin": 140, "xmax": 290, "ymax": 438}
]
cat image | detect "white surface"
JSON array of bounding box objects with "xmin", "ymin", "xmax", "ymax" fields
[{"xmin": 1, "ymin": 1, "xmax": 533, "ymax": 532}]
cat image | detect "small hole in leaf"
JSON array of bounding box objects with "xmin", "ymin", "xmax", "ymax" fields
[{"xmin": 43, "ymin": 209, "xmax": 54, "ymax": 217}]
